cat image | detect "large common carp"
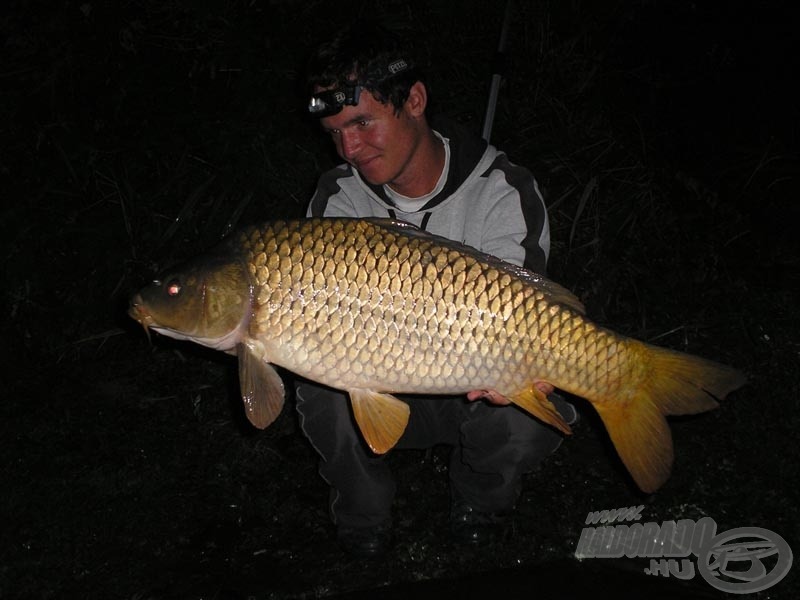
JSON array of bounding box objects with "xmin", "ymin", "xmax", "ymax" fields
[{"xmin": 129, "ymin": 218, "xmax": 745, "ymax": 492}]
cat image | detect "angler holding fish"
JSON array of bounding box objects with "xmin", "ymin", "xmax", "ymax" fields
[
  {"xmin": 300, "ymin": 20, "xmax": 576, "ymax": 556},
  {"xmin": 129, "ymin": 21, "xmax": 745, "ymax": 558}
]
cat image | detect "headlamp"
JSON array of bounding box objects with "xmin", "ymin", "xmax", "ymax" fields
[
  {"xmin": 308, "ymin": 84, "xmax": 363, "ymax": 118},
  {"xmin": 308, "ymin": 58, "xmax": 413, "ymax": 118}
]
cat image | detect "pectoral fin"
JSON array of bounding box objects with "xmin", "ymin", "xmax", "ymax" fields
[
  {"xmin": 238, "ymin": 343, "xmax": 285, "ymax": 429},
  {"xmin": 349, "ymin": 389, "xmax": 410, "ymax": 454},
  {"xmin": 511, "ymin": 385, "xmax": 572, "ymax": 435}
]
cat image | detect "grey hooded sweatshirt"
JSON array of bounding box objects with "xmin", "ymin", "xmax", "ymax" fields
[{"xmin": 307, "ymin": 119, "xmax": 551, "ymax": 275}]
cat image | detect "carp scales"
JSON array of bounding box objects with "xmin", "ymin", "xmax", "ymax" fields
[{"xmin": 129, "ymin": 217, "xmax": 746, "ymax": 492}]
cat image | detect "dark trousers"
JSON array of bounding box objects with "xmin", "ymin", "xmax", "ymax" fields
[{"xmin": 295, "ymin": 382, "xmax": 566, "ymax": 530}]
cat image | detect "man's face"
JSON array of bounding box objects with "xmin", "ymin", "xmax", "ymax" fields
[{"xmin": 318, "ymin": 88, "xmax": 422, "ymax": 188}]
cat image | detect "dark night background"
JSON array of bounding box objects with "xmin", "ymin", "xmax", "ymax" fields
[{"xmin": 2, "ymin": 1, "xmax": 798, "ymax": 598}]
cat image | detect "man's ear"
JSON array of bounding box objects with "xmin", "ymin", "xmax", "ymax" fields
[{"xmin": 405, "ymin": 81, "xmax": 427, "ymax": 118}]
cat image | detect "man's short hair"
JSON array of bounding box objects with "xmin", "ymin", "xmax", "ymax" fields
[{"xmin": 306, "ymin": 20, "xmax": 423, "ymax": 115}]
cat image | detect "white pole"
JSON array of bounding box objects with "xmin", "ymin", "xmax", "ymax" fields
[{"xmin": 482, "ymin": 0, "xmax": 514, "ymax": 143}]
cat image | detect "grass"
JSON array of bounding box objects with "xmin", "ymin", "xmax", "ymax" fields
[{"xmin": 2, "ymin": 1, "xmax": 798, "ymax": 598}]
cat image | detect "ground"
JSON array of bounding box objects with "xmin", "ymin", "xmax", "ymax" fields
[{"xmin": 2, "ymin": 1, "xmax": 798, "ymax": 599}]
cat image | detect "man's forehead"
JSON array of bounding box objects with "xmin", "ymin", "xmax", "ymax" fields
[{"xmin": 320, "ymin": 92, "xmax": 390, "ymax": 128}]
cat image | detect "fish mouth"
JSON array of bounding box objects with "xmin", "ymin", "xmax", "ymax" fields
[{"xmin": 128, "ymin": 294, "xmax": 155, "ymax": 339}]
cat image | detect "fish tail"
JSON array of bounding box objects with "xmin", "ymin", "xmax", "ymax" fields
[{"xmin": 592, "ymin": 341, "xmax": 746, "ymax": 493}]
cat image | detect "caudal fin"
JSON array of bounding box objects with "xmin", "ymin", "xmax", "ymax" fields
[{"xmin": 593, "ymin": 341, "xmax": 746, "ymax": 493}]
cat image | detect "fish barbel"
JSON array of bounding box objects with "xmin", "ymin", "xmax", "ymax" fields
[{"xmin": 129, "ymin": 218, "xmax": 746, "ymax": 492}]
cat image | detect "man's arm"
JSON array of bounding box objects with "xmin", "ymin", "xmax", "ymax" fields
[
  {"xmin": 479, "ymin": 158, "xmax": 550, "ymax": 274},
  {"xmin": 470, "ymin": 159, "xmax": 553, "ymax": 403},
  {"xmin": 308, "ymin": 166, "xmax": 359, "ymax": 217}
]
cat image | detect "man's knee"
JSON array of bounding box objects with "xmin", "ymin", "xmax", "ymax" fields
[
  {"xmin": 296, "ymin": 382, "xmax": 349, "ymax": 421},
  {"xmin": 462, "ymin": 404, "xmax": 564, "ymax": 465},
  {"xmin": 295, "ymin": 382, "xmax": 360, "ymax": 455}
]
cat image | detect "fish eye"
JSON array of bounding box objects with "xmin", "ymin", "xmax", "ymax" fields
[{"xmin": 167, "ymin": 279, "xmax": 181, "ymax": 296}]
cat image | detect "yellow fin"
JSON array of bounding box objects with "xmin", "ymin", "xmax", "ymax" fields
[
  {"xmin": 349, "ymin": 389, "xmax": 410, "ymax": 454},
  {"xmin": 510, "ymin": 386, "xmax": 573, "ymax": 435},
  {"xmin": 594, "ymin": 398, "xmax": 673, "ymax": 494},
  {"xmin": 592, "ymin": 341, "xmax": 746, "ymax": 493},
  {"xmin": 238, "ymin": 343, "xmax": 285, "ymax": 429}
]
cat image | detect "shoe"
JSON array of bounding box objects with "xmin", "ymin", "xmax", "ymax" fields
[
  {"xmin": 449, "ymin": 502, "xmax": 507, "ymax": 545},
  {"xmin": 550, "ymin": 393, "xmax": 579, "ymax": 425},
  {"xmin": 337, "ymin": 522, "xmax": 392, "ymax": 558}
]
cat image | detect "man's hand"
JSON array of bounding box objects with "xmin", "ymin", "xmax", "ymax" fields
[{"xmin": 466, "ymin": 381, "xmax": 555, "ymax": 405}]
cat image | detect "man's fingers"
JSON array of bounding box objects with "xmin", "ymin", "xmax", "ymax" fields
[
  {"xmin": 467, "ymin": 382, "xmax": 555, "ymax": 405},
  {"xmin": 466, "ymin": 389, "xmax": 511, "ymax": 405}
]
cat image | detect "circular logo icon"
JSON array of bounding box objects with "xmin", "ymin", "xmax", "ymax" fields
[{"xmin": 697, "ymin": 527, "xmax": 793, "ymax": 594}]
